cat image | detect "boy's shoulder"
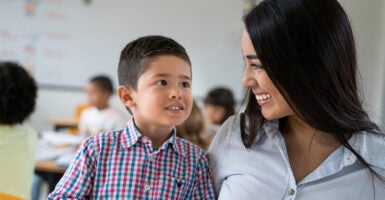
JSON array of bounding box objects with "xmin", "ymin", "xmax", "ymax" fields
[
  {"xmin": 83, "ymin": 128, "xmax": 207, "ymax": 160},
  {"xmin": 174, "ymin": 136, "xmax": 206, "ymax": 160},
  {"xmin": 84, "ymin": 128, "xmax": 127, "ymax": 149}
]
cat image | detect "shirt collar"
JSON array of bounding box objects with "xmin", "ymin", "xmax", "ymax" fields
[
  {"xmin": 299, "ymin": 131, "xmax": 385, "ymax": 184},
  {"xmin": 343, "ymin": 131, "xmax": 385, "ymax": 168},
  {"xmin": 121, "ymin": 119, "xmax": 182, "ymax": 155},
  {"xmin": 250, "ymin": 115, "xmax": 385, "ymax": 182},
  {"xmin": 121, "ymin": 119, "xmax": 141, "ymax": 148},
  {"xmin": 167, "ymin": 128, "xmax": 185, "ymax": 157},
  {"xmin": 251, "ymin": 118, "xmax": 280, "ymax": 142},
  {"xmin": 256, "ymin": 117, "xmax": 385, "ymax": 167}
]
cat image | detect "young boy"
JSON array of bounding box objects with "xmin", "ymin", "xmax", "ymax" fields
[
  {"xmin": 0, "ymin": 62, "xmax": 38, "ymax": 199},
  {"xmin": 78, "ymin": 75, "xmax": 126, "ymax": 136},
  {"xmin": 48, "ymin": 35, "xmax": 216, "ymax": 199}
]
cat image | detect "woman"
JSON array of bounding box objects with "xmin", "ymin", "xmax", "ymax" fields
[{"xmin": 207, "ymin": 0, "xmax": 385, "ymax": 199}]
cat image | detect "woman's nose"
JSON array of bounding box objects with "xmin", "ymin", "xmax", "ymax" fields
[{"xmin": 242, "ymin": 68, "xmax": 257, "ymax": 88}]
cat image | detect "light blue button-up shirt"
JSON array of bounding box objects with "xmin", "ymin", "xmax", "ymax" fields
[{"xmin": 208, "ymin": 115, "xmax": 385, "ymax": 200}]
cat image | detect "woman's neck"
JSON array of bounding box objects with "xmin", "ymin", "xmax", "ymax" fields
[
  {"xmin": 284, "ymin": 116, "xmax": 339, "ymax": 146},
  {"xmin": 283, "ymin": 115, "xmax": 340, "ymax": 182},
  {"xmin": 284, "ymin": 116, "xmax": 313, "ymax": 135}
]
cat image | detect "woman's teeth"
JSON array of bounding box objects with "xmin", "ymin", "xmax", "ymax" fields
[{"xmin": 255, "ymin": 93, "xmax": 271, "ymax": 101}]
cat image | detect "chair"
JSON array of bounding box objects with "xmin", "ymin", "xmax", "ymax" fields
[
  {"xmin": 49, "ymin": 103, "xmax": 90, "ymax": 133},
  {"xmin": 0, "ymin": 192, "xmax": 23, "ymax": 200}
]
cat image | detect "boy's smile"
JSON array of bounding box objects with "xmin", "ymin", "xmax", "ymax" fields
[
  {"xmin": 165, "ymin": 101, "xmax": 185, "ymax": 114},
  {"xmin": 121, "ymin": 55, "xmax": 193, "ymax": 139}
]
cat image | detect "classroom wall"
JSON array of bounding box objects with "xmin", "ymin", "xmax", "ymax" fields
[
  {"xmin": 379, "ymin": 0, "xmax": 385, "ymax": 130},
  {"xmin": 27, "ymin": 89, "xmax": 130, "ymax": 131},
  {"xmin": 339, "ymin": 0, "xmax": 385, "ymax": 128},
  {"xmin": 23, "ymin": 0, "xmax": 244, "ymax": 132},
  {"xmin": 26, "ymin": 0, "xmax": 385, "ymax": 131}
]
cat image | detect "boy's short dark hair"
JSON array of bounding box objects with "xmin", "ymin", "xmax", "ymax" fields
[
  {"xmin": 90, "ymin": 75, "xmax": 114, "ymax": 94},
  {"xmin": 118, "ymin": 35, "xmax": 191, "ymax": 89},
  {"xmin": 0, "ymin": 62, "xmax": 37, "ymax": 124}
]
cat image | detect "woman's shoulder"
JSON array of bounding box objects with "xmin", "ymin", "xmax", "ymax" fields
[
  {"xmin": 212, "ymin": 113, "xmax": 269, "ymax": 140},
  {"xmin": 213, "ymin": 114, "xmax": 242, "ymax": 139},
  {"xmin": 350, "ymin": 130, "xmax": 385, "ymax": 170},
  {"xmin": 207, "ymin": 114, "xmax": 245, "ymax": 154}
]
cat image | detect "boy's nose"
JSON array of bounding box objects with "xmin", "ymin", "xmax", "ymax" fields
[{"xmin": 169, "ymin": 88, "xmax": 182, "ymax": 99}]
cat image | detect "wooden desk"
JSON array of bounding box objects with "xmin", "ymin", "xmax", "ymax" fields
[
  {"xmin": 35, "ymin": 133, "xmax": 81, "ymax": 194},
  {"xmin": 49, "ymin": 119, "xmax": 79, "ymax": 131},
  {"xmin": 35, "ymin": 160, "xmax": 67, "ymax": 174},
  {"xmin": 35, "ymin": 160, "xmax": 67, "ymax": 194}
]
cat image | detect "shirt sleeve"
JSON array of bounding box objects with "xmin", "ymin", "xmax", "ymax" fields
[
  {"xmin": 47, "ymin": 137, "xmax": 96, "ymax": 200},
  {"xmin": 207, "ymin": 115, "xmax": 238, "ymax": 197},
  {"xmin": 189, "ymin": 153, "xmax": 216, "ymax": 200}
]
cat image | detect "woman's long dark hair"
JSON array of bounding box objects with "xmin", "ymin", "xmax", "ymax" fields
[{"xmin": 241, "ymin": 0, "xmax": 382, "ymax": 180}]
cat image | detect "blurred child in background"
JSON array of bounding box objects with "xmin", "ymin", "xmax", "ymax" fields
[
  {"xmin": 0, "ymin": 62, "xmax": 38, "ymax": 200},
  {"xmin": 78, "ymin": 75, "xmax": 126, "ymax": 136},
  {"xmin": 176, "ymin": 100, "xmax": 209, "ymax": 150},
  {"xmin": 203, "ymin": 87, "xmax": 235, "ymax": 141}
]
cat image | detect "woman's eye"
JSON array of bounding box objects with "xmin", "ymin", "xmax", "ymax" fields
[
  {"xmin": 181, "ymin": 81, "xmax": 190, "ymax": 88},
  {"xmin": 251, "ymin": 63, "xmax": 264, "ymax": 69},
  {"xmin": 156, "ymin": 80, "xmax": 167, "ymax": 86}
]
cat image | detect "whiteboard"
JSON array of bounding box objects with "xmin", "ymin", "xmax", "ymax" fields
[{"xmin": 0, "ymin": 0, "xmax": 244, "ymax": 98}]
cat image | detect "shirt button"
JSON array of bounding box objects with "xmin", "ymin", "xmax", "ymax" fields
[
  {"xmin": 288, "ymin": 188, "xmax": 295, "ymax": 195},
  {"xmin": 144, "ymin": 184, "xmax": 151, "ymax": 192}
]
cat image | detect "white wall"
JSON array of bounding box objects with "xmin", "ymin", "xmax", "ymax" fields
[
  {"xmin": 339, "ymin": 0, "xmax": 385, "ymax": 128},
  {"xmin": 382, "ymin": 61, "xmax": 385, "ymax": 129},
  {"xmin": 20, "ymin": 0, "xmax": 244, "ymax": 132},
  {"xmin": 26, "ymin": 0, "xmax": 385, "ymax": 131},
  {"xmin": 380, "ymin": 0, "xmax": 385, "ymax": 130},
  {"xmin": 0, "ymin": 0, "xmax": 244, "ymax": 98}
]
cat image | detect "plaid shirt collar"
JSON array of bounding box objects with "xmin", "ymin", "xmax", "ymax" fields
[{"xmin": 121, "ymin": 118, "xmax": 185, "ymax": 157}]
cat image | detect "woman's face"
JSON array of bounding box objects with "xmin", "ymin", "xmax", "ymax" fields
[{"xmin": 241, "ymin": 30, "xmax": 294, "ymax": 120}]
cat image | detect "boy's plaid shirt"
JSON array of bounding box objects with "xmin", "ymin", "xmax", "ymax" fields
[{"xmin": 48, "ymin": 119, "xmax": 216, "ymax": 200}]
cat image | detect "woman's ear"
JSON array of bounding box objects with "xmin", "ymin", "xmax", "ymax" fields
[{"xmin": 117, "ymin": 86, "xmax": 136, "ymax": 107}]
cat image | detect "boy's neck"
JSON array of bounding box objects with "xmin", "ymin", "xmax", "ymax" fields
[{"xmin": 134, "ymin": 121, "xmax": 174, "ymax": 148}]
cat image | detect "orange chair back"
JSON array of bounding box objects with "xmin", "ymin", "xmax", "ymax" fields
[{"xmin": 0, "ymin": 192, "xmax": 23, "ymax": 200}]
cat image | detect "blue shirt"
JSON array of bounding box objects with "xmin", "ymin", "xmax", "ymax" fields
[{"xmin": 208, "ymin": 115, "xmax": 385, "ymax": 200}]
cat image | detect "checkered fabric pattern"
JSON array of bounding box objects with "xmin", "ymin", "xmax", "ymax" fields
[{"xmin": 48, "ymin": 119, "xmax": 215, "ymax": 200}]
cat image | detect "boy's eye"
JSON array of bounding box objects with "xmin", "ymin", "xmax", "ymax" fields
[
  {"xmin": 181, "ymin": 81, "xmax": 190, "ymax": 88},
  {"xmin": 156, "ymin": 80, "xmax": 167, "ymax": 86}
]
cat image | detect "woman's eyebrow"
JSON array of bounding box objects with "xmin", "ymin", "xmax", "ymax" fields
[{"xmin": 246, "ymin": 55, "xmax": 259, "ymax": 60}]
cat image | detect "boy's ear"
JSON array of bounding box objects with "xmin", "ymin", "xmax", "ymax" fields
[{"xmin": 117, "ymin": 86, "xmax": 136, "ymax": 107}]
